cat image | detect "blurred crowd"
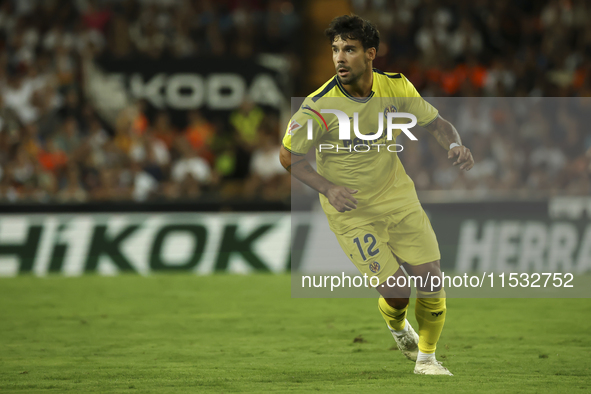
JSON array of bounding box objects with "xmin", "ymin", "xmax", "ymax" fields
[
  {"xmin": 354, "ymin": 0, "xmax": 591, "ymax": 196},
  {"xmin": 401, "ymin": 97, "xmax": 591, "ymax": 197},
  {"xmin": 0, "ymin": 0, "xmax": 297, "ymax": 203},
  {"xmin": 355, "ymin": 0, "xmax": 591, "ymax": 97},
  {"xmin": 0, "ymin": 0, "xmax": 588, "ymax": 204}
]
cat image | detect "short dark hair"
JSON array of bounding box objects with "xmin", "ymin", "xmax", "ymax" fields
[{"xmin": 324, "ymin": 15, "xmax": 380, "ymax": 53}]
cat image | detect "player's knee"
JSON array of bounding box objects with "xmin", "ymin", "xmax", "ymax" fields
[
  {"xmin": 407, "ymin": 260, "xmax": 443, "ymax": 292},
  {"xmin": 414, "ymin": 273, "xmax": 440, "ymax": 292},
  {"xmin": 384, "ymin": 297, "xmax": 409, "ymax": 310}
]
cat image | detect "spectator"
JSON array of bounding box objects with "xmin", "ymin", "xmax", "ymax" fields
[
  {"xmin": 171, "ymin": 142, "xmax": 214, "ymax": 198},
  {"xmin": 3, "ymin": 69, "xmax": 39, "ymax": 125},
  {"xmin": 130, "ymin": 130, "xmax": 170, "ymax": 168},
  {"xmin": 54, "ymin": 117, "xmax": 82, "ymax": 156},
  {"xmin": 58, "ymin": 164, "xmax": 87, "ymax": 203},
  {"xmin": 243, "ymin": 131, "xmax": 289, "ymax": 200},
  {"xmin": 152, "ymin": 111, "xmax": 175, "ymax": 149},
  {"xmin": 230, "ymin": 99, "xmax": 265, "ymax": 178},
  {"xmin": 131, "ymin": 161, "xmax": 157, "ymax": 202},
  {"xmin": 0, "ymin": 0, "xmax": 586, "ymax": 204},
  {"xmin": 184, "ymin": 110, "xmax": 215, "ymax": 164},
  {"xmin": 38, "ymin": 139, "xmax": 68, "ymax": 173},
  {"xmin": 81, "ymin": 0, "xmax": 112, "ymax": 33}
]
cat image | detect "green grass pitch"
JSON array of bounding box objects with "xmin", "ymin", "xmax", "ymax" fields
[{"xmin": 0, "ymin": 274, "xmax": 590, "ymax": 393}]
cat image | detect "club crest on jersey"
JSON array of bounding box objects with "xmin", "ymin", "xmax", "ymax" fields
[
  {"xmin": 287, "ymin": 119, "xmax": 302, "ymax": 135},
  {"xmin": 383, "ymin": 105, "xmax": 398, "ymax": 118},
  {"xmin": 369, "ymin": 261, "xmax": 381, "ymax": 274}
]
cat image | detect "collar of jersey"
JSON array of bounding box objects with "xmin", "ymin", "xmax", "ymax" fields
[{"xmin": 335, "ymin": 76, "xmax": 375, "ymax": 103}]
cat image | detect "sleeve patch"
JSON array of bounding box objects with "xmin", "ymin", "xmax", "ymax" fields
[{"xmin": 287, "ymin": 119, "xmax": 303, "ymax": 135}]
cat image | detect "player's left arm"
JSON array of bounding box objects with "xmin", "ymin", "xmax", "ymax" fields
[{"xmin": 425, "ymin": 115, "xmax": 474, "ymax": 171}]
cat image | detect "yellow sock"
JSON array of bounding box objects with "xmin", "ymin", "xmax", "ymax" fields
[
  {"xmin": 415, "ymin": 289, "xmax": 447, "ymax": 354},
  {"xmin": 378, "ymin": 296, "xmax": 408, "ymax": 331}
]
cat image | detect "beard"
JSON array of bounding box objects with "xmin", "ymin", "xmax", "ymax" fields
[
  {"xmin": 337, "ymin": 69, "xmax": 362, "ymax": 85},
  {"xmin": 336, "ymin": 63, "xmax": 366, "ymax": 85}
]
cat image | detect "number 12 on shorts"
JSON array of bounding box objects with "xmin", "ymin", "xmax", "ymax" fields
[{"xmin": 353, "ymin": 234, "xmax": 380, "ymax": 261}]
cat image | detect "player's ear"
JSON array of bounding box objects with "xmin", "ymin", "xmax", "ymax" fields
[{"xmin": 366, "ymin": 47, "xmax": 376, "ymax": 61}]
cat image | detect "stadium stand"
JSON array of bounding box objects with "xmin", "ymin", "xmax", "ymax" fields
[{"xmin": 0, "ymin": 0, "xmax": 588, "ymax": 203}]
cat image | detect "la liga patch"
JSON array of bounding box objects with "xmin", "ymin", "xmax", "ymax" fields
[{"xmin": 287, "ymin": 119, "xmax": 302, "ymax": 135}]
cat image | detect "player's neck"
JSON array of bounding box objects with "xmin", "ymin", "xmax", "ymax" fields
[{"xmin": 341, "ymin": 68, "xmax": 374, "ymax": 98}]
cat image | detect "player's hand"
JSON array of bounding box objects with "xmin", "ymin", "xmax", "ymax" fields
[
  {"xmin": 448, "ymin": 145, "xmax": 474, "ymax": 171},
  {"xmin": 325, "ymin": 185, "xmax": 358, "ymax": 213}
]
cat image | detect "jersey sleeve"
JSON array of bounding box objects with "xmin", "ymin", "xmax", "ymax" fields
[
  {"xmin": 400, "ymin": 75, "xmax": 439, "ymax": 127},
  {"xmin": 282, "ymin": 98, "xmax": 326, "ymax": 155}
]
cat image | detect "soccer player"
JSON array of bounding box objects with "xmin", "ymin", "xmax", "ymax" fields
[{"xmin": 280, "ymin": 15, "xmax": 475, "ymax": 375}]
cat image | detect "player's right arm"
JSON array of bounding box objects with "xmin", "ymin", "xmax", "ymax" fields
[
  {"xmin": 280, "ymin": 99, "xmax": 358, "ymax": 212},
  {"xmin": 279, "ymin": 145, "xmax": 358, "ymax": 213}
]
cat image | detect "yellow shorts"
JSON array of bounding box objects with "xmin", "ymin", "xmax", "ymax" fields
[{"xmin": 335, "ymin": 206, "xmax": 441, "ymax": 285}]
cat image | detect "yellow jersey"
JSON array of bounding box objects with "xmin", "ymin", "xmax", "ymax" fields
[{"xmin": 282, "ymin": 69, "xmax": 438, "ymax": 234}]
